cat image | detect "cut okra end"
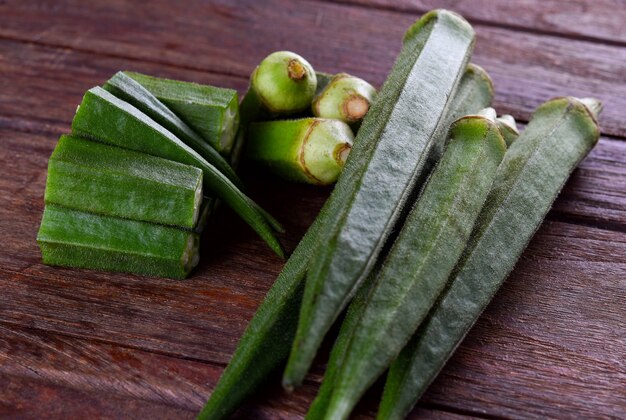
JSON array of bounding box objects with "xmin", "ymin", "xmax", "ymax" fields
[
  {"xmin": 252, "ymin": 51, "xmax": 317, "ymax": 114},
  {"xmin": 496, "ymin": 114, "xmax": 519, "ymax": 146},
  {"xmin": 579, "ymin": 97, "xmax": 603, "ymax": 121},
  {"xmin": 245, "ymin": 118, "xmax": 354, "ymax": 186},
  {"xmin": 312, "ymin": 73, "xmax": 377, "ymax": 124}
]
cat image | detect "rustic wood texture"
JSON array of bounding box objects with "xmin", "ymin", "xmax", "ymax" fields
[{"xmin": 0, "ymin": 0, "xmax": 625, "ymax": 418}]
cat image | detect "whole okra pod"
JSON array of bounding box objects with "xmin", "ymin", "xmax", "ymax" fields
[{"xmin": 378, "ymin": 97, "xmax": 601, "ymax": 419}]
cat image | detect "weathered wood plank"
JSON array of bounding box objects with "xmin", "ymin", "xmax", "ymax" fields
[
  {"xmin": 321, "ymin": 0, "xmax": 626, "ymax": 45},
  {"xmin": 1, "ymin": 0, "xmax": 625, "ymax": 137}
]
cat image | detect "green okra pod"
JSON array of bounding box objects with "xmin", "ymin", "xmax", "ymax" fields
[
  {"xmin": 312, "ymin": 73, "xmax": 376, "ymax": 124},
  {"xmin": 37, "ymin": 205, "xmax": 199, "ymax": 279},
  {"xmin": 197, "ymin": 61, "xmax": 493, "ymax": 420},
  {"xmin": 306, "ymin": 63, "xmax": 495, "ymax": 420},
  {"xmin": 104, "ymin": 72, "xmax": 241, "ymax": 187},
  {"xmin": 284, "ymin": 9, "xmax": 476, "ymax": 388},
  {"xmin": 245, "ymin": 118, "xmax": 353, "ymax": 185},
  {"xmin": 496, "ymin": 114, "xmax": 519, "ymax": 146},
  {"xmin": 45, "ymin": 135, "xmax": 203, "ymax": 229},
  {"xmin": 125, "ymin": 71, "xmax": 239, "ymax": 156},
  {"xmin": 71, "ymin": 87, "xmax": 284, "ymax": 257},
  {"xmin": 378, "ymin": 97, "xmax": 601, "ymax": 420},
  {"xmin": 318, "ymin": 112, "xmax": 506, "ymax": 420}
]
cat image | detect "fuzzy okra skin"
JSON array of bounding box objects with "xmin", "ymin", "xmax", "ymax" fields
[
  {"xmin": 321, "ymin": 115, "xmax": 506, "ymax": 420},
  {"xmin": 104, "ymin": 72, "xmax": 242, "ymax": 188},
  {"xmin": 125, "ymin": 71, "xmax": 239, "ymax": 156},
  {"xmin": 378, "ymin": 97, "xmax": 601, "ymax": 420},
  {"xmin": 306, "ymin": 63, "xmax": 494, "ymax": 420},
  {"xmin": 284, "ymin": 9, "xmax": 476, "ymax": 388},
  {"xmin": 37, "ymin": 205, "xmax": 200, "ymax": 279},
  {"xmin": 245, "ymin": 118, "xmax": 354, "ymax": 185},
  {"xmin": 197, "ymin": 61, "xmax": 493, "ymax": 420},
  {"xmin": 71, "ymin": 87, "xmax": 284, "ymax": 258},
  {"xmin": 45, "ymin": 135, "xmax": 203, "ymax": 229}
]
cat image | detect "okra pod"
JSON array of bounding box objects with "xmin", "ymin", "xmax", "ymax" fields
[
  {"xmin": 378, "ymin": 97, "xmax": 601, "ymax": 419},
  {"xmin": 245, "ymin": 118, "xmax": 353, "ymax": 185},
  {"xmin": 197, "ymin": 61, "xmax": 493, "ymax": 420},
  {"xmin": 496, "ymin": 114, "xmax": 519, "ymax": 146},
  {"xmin": 125, "ymin": 71, "xmax": 239, "ymax": 156},
  {"xmin": 284, "ymin": 9, "xmax": 476, "ymax": 387},
  {"xmin": 37, "ymin": 205, "xmax": 199, "ymax": 279},
  {"xmin": 71, "ymin": 87, "xmax": 284, "ymax": 257},
  {"xmin": 251, "ymin": 51, "xmax": 317, "ymax": 114},
  {"xmin": 45, "ymin": 135, "xmax": 203, "ymax": 229},
  {"xmin": 306, "ymin": 63, "xmax": 494, "ymax": 420},
  {"xmin": 312, "ymin": 73, "xmax": 376, "ymax": 124},
  {"xmin": 104, "ymin": 72, "xmax": 241, "ymax": 187},
  {"xmin": 320, "ymin": 113, "xmax": 506, "ymax": 420}
]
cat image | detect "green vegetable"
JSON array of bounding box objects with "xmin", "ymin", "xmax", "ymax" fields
[
  {"xmin": 306, "ymin": 63, "xmax": 494, "ymax": 420},
  {"xmin": 251, "ymin": 51, "xmax": 317, "ymax": 114},
  {"xmin": 37, "ymin": 204, "xmax": 199, "ymax": 279},
  {"xmin": 104, "ymin": 72, "xmax": 241, "ymax": 187},
  {"xmin": 284, "ymin": 9, "xmax": 476, "ymax": 388},
  {"xmin": 321, "ymin": 113, "xmax": 506, "ymax": 420},
  {"xmin": 197, "ymin": 60, "xmax": 492, "ymax": 420},
  {"xmin": 312, "ymin": 73, "xmax": 376, "ymax": 124},
  {"xmin": 71, "ymin": 87, "xmax": 284, "ymax": 257},
  {"xmin": 315, "ymin": 72, "xmax": 334, "ymax": 97},
  {"xmin": 245, "ymin": 118, "xmax": 353, "ymax": 185},
  {"xmin": 45, "ymin": 135, "xmax": 203, "ymax": 229},
  {"xmin": 496, "ymin": 114, "xmax": 519, "ymax": 146},
  {"xmin": 378, "ymin": 97, "xmax": 601, "ymax": 420},
  {"xmin": 124, "ymin": 71, "xmax": 239, "ymax": 156}
]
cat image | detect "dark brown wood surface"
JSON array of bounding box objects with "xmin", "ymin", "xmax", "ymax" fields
[{"xmin": 1, "ymin": 1, "xmax": 624, "ymax": 418}]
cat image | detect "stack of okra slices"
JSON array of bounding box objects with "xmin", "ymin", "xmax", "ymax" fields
[{"xmin": 37, "ymin": 72, "xmax": 240, "ymax": 279}]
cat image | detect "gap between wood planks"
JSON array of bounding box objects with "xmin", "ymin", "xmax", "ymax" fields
[{"xmin": 312, "ymin": 0, "xmax": 626, "ymax": 49}]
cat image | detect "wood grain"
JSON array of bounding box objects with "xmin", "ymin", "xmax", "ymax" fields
[
  {"xmin": 322, "ymin": 0, "xmax": 626, "ymax": 45},
  {"xmin": 1, "ymin": 0, "xmax": 626, "ymax": 137},
  {"xmin": 1, "ymin": 0, "xmax": 625, "ymax": 417}
]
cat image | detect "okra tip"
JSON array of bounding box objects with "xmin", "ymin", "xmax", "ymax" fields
[
  {"xmin": 579, "ymin": 97, "xmax": 603, "ymax": 120},
  {"xmin": 403, "ymin": 9, "xmax": 473, "ymax": 45}
]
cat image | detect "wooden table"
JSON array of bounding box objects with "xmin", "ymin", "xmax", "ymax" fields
[{"xmin": 1, "ymin": 1, "xmax": 625, "ymax": 418}]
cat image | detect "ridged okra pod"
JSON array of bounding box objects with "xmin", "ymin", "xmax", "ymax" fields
[
  {"xmin": 317, "ymin": 113, "xmax": 507, "ymax": 420},
  {"xmin": 71, "ymin": 87, "xmax": 284, "ymax": 257},
  {"xmin": 378, "ymin": 97, "xmax": 601, "ymax": 419},
  {"xmin": 245, "ymin": 118, "xmax": 353, "ymax": 185},
  {"xmin": 197, "ymin": 61, "xmax": 493, "ymax": 420},
  {"xmin": 284, "ymin": 9, "xmax": 476, "ymax": 387},
  {"xmin": 45, "ymin": 135, "xmax": 203, "ymax": 229},
  {"xmin": 125, "ymin": 71, "xmax": 239, "ymax": 156},
  {"xmin": 104, "ymin": 72, "xmax": 241, "ymax": 187},
  {"xmin": 306, "ymin": 64, "xmax": 495, "ymax": 420},
  {"xmin": 37, "ymin": 205, "xmax": 199, "ymax": 279}
]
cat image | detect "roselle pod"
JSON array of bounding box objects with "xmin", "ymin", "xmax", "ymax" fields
[
  {"xmin": 245, "ymin": 118, "xmax": 353, "ymax": 185},
  {"xmin": 312, "ymin": 73, "xmax": 376, "ymax": 124},
  {"xmin": 251, "ymin": 51, "xmax": 317, "ymax": 114}
]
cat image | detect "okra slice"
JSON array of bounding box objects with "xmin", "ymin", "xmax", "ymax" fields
[
  {"xmin": 245, "ymin": 118, "xmax": 353, "ymax": 185},
  {"xmin": 71, "ymin": 87, "xmax": 283, "ymax": 257},
  {"xmin": 378, "ymin": 97, "xmax": 601, "ymax": 420},
  {"xmin": 37, "ymin": 205, "xmax": 199, "ymax": 279},
  {"xmin": 321, "ymin": 113, "xmax": 506, "ymax": 420},
  {"xmin": 284, "ymin": 9, "xmax": 476, "ymax": 387},
  {"xmin": 124, "ymin": 71, "xmax": 239, "ymax": 156},
  {"xmin": 45, "ymin": 135, "xmax": 203, "ymax": 229},
  {"xmin": 197, "ymin": 62, "xmax": 492, "ymax": 420},
  {"xmin": 306, "ymin": 63, "xmax": 494, "ymax": 420},
  {"xmin": 103, "ymin": 72, "xmax": 241, "ymax": 187}
]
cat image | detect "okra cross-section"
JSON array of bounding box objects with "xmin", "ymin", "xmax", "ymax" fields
[
  {"xmin": 45, "ymin": 135, "xmax": 203, "ymax": 229},
  {"xmin": 37, "ymin": 205, "xmax": 200, "ymax": 279}
]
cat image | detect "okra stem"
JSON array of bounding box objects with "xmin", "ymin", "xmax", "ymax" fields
[
  {"xmin": 245, "ymin": 118, "xmax": 353, "ymax": 185},
  {"xmin": 496, "ymin": 114, "xmax": 520, "ymax": 145},
  {"xmin": 312, "ymin": 73, "xmax": 376, "ymax": 124},
  {"xmin": 252, "ymin": 51, "xmax": 317, "ymax": 114}
]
